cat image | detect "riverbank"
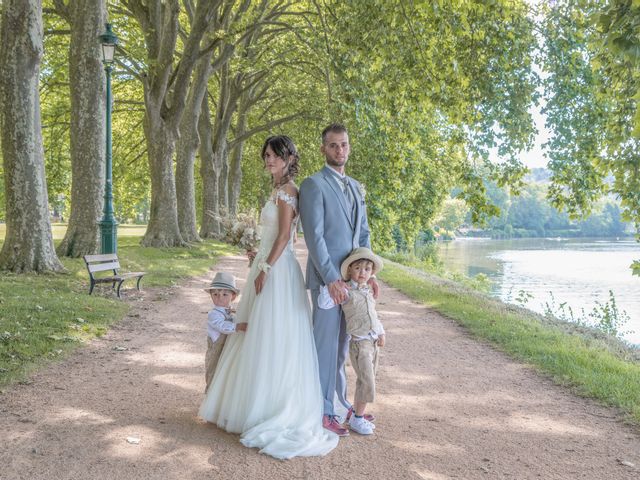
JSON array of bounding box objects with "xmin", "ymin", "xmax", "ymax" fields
[
  {"xmin": 379, "ymin": 260, "xmax": 640, "ymax": 423},
  {"xmin": 434, "ymin": 236, "xmax": 640, "ymax": 344}
]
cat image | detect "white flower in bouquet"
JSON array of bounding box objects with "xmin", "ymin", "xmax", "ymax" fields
[
  {"xmin": 206, "ymin": 209, "xmax": 261, "ymax": 255},
  {"xmin": 239, "ymin": 227, "xmax": 259, "ymax": 252}
]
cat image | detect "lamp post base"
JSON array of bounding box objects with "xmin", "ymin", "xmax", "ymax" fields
[{"xmin": 99, "ymin": 220, "xmax": 118, "ymax": 254}]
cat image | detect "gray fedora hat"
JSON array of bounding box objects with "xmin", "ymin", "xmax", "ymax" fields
[{"xmin": 204, "ymin": 271, "xmax": 239, "ymax": 294}]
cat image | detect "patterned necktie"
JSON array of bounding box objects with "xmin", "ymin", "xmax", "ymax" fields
[{"xmin": 341, "ymin": 176, "xmax": 355, "ymax": 215}]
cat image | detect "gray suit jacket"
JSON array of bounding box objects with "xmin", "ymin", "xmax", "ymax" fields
[{"xmin": 299, "ymin": 166, "xmax": 371, "ymax": 290}]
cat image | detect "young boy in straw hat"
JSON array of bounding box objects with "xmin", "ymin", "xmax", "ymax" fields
[
  {"xmin": 318, "ymin": 247, "xmax": 385, "ymax": 435},
  {"xmin": 203, "ymin": 272, "xmax": 247, "ymax": 392}
]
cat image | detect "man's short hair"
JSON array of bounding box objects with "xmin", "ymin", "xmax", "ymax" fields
[{"xmin": 321, "ymin": 123, "xmax": 348, "ymax": 144}]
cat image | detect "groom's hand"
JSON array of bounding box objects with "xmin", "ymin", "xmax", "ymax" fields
[
  {"xmin": 368, "ymin": 277, "xmax": 379, "ymax": 299},
  {"xmin": 328, "ymin": 280, "xmax": 348, "ymax": 304}
]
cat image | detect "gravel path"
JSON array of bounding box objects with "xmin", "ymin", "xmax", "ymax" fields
[{"xmin": 1, "ymin": 243, "xmax": 639, "ymax": 480}]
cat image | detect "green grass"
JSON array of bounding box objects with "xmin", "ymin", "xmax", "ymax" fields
[
  {"xmin": 0, "ymin": 234, "xmax": 236, "ymax": 387},
  {"xmin": 114, "ymin": 236, "xmax": 237, "ymax": 287},
  {"xmin": 379, "ymin": 261, "xmax": 640, "ymax": 423},
  {"xmin": 381, "ymin": 249, "xmax": 493, "ymax": 292},
  {"xmin": 0, "ymin": 223, "xmax": 147, "ymax": 241}
]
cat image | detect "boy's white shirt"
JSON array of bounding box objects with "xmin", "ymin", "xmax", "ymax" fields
[
  {"xmin": 207, "ymin": 305, "xmax": 236, "ymax": 343},
  {"xmin": 317, "ymin": 283, "xmax": 384, "ymax": 341},
  {"xmin": 317, "ymin": 284, "xmax": 349, "ymax": 309}
]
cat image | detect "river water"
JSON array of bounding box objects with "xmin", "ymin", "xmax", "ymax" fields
[{"xmin": 436, "ymin": 238, "xmax": 640, "ymax": 345}]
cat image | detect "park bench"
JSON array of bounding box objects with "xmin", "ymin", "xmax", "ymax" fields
[{"xmin": 83, "ymin": 253, "xmax": 146, "ymax": 298}]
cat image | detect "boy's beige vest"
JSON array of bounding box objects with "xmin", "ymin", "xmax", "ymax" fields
[{"xmin": 342, "ymin": 288, "xmax": 384, "ymax": 338}]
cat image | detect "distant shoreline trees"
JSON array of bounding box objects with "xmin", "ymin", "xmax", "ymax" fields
[{"xmin": 429, "ymin": 171, "xmax": 633, "ymax": 242}]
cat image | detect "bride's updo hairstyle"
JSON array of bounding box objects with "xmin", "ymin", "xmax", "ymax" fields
[{"xmin": 262, "ymin": 135, "xmax": 300, "ymax": 188}]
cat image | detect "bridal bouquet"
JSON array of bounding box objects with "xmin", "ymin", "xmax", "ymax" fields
[{"xmin": 207, "ymin": 209, "xmax": 260, "ymax": 259}]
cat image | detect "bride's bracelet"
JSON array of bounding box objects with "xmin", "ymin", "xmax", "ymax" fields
[{"xmin": 258, "ymin": 261, "xmax": 271, "ymax": 275}]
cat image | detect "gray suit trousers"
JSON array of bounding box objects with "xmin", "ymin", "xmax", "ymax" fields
[{"xmin": 311, "ymin": 288, "xmax": 351, "ymax": 416}]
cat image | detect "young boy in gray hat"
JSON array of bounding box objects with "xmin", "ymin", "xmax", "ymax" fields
[
  {"xmin": 318, "ymin": 247, "xmax": 385, "ymax": 436},
  {"xmin": 203, "ymin": 272, "xmax": 247, "ymax": 392}
]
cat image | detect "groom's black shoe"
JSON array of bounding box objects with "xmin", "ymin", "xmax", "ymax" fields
[
  {"xmin": 323, "ymin": 415, "xmax": 349, "ymax": 436},
  {"xmin": 346, "ymin": 407, "xmax": 375, "ymax": 423}
]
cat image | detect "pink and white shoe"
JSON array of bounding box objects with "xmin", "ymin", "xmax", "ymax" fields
[
  {"xmin": 346, "ymin": 407, "xmax": 375, "ymax": 423},
  {"xmin": 323, "ymin": 415, "xmax": 349, "ymax": 437}
]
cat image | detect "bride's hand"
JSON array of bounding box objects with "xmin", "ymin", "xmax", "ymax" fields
[{"xmin": 254, "ymin": 271, "xmax": 267, "ymax": 295}]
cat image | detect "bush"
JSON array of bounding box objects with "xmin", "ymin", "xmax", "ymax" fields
[{"xmin": 543, "ymin": 290, "xmax": 634, "ymax": 341}]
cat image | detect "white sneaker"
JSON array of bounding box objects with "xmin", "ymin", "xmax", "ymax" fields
[{"xmin": 348, "ymin": 415, "xmax": 374, "ymax": 435}]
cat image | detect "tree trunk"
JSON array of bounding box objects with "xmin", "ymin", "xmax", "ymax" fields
[
  {"xmin": 141, "ymin": 99, "xmax": 185, "ymax": 247},
  {"xmin": 228, "ymin": 140, "xmax": 244, "ymax": 216},
  {"xmin": 56, "ymin": 0, "xmax": 106, "ymax": 257},
  {"xmin": 228, "ymin": 103, "xmax": 248, "ymax": 215},
  {"xmin": 175, "ymin": 125, "xmax": 201, "ymax": 243},
  {"xmin": 0, "ymin": 0, "xmax": 64, "ymax": 272},
  {"xmin": 198, "ymin": 97, "xmax": 221, "ymax": 238},
  {"xmin": 219, "ymin": 160, "xmax": 229, "ymax": 213},
  {"xmin": 175, "ymin": 56, "xmax": 213, "ymax": 243},
  {"xmin": 199, "ymin": 63, "xmax": 239, "ymax": 237}
]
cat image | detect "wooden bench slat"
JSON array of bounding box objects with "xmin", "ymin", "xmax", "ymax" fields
[
  {"xmin": 88, "ymin": 261, "xmax": 120, "ymax": 273},
  {"xmin": 84, "ymin": 253, "xmax": 118, "ymax": 262},
  {"xmin": 118, "ymin": 272, "xmax": 146, "ymax": 278},
  {"xmin": 93, "ymin": 276, "xmax": 123, "ymax": 283}
]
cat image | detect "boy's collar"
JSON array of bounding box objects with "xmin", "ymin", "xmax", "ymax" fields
[{"xmin": 350, "ymin": 279, "xmax": 369, "ymax": 290}]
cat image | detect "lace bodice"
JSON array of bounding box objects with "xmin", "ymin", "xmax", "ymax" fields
[
  {"xmin": 256, "ymin": 189, "xmax": 299, "ymax": 258},
  {"xmin": 272, "ymin": 189, "xmax": 298, "ymax": 212}
]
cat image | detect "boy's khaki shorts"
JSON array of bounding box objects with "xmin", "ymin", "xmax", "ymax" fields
[
  {"xmin": 204, "ymin": 336, "xmax": 227, "ymax": 392},
  {"xmin": 349, "ymin": 338, "xmax": 379, "ymax": 404}
]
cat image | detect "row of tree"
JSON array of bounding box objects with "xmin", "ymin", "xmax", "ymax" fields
[{"xmin": 0, "ymin": 1, "xmax": 639, "ymax": 276}]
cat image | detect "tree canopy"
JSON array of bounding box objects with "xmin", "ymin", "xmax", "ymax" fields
[
  {"xmin": 1, "ymin": 0, "xmax": 639, "ymax": 275},
  {"xmin": 541, "ymin": 0, "xmax": 640, "ymax": 275}
]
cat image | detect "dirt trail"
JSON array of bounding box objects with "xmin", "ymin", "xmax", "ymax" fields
[{"xmin": 1, "ymin": 243, "xmax": 639, "ymax": 480}]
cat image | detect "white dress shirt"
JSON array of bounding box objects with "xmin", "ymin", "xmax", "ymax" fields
[
  {"xmin": 326, "ymin": 167, "xmax": 347, "ymax": 190},
  {"xmin": 326, "ymin": 168, "xmax": 355, "ymax": 213},
  {"xmin": 207, "ymin": 306, "xmax": 236, "ymax": 343}
]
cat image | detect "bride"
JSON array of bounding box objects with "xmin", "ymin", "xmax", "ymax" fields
[{"xmin": 199, "ymin": 135, "xmax": 338, "ymax": 459}]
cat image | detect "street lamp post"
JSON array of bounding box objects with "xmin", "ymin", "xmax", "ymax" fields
[{"xmin": 99, "ymin": 23, "xmax": 118, "ymax": 254}]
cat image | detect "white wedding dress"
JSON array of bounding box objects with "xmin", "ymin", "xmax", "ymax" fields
[{"xmin": 199, "ymin": 190, "xmax": 338, "ymax": 459}]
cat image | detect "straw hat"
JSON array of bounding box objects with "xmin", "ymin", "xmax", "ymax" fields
[
  {"xmin": 204, "ymin": 272, "xmax": 239, "ymax": 294},
  {"xmin": 340, "ymin": 247, "xmax": 383, "ymax": 280}
]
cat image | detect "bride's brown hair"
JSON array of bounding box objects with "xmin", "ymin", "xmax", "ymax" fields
[{"xmin": 261, "ymin": 135, "xmax": 300, "ymax": 188}]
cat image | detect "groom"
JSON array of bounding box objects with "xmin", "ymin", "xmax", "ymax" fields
[{"xmin": 300, "ymin": 123, "xmax": 378, "ymax": 437}]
